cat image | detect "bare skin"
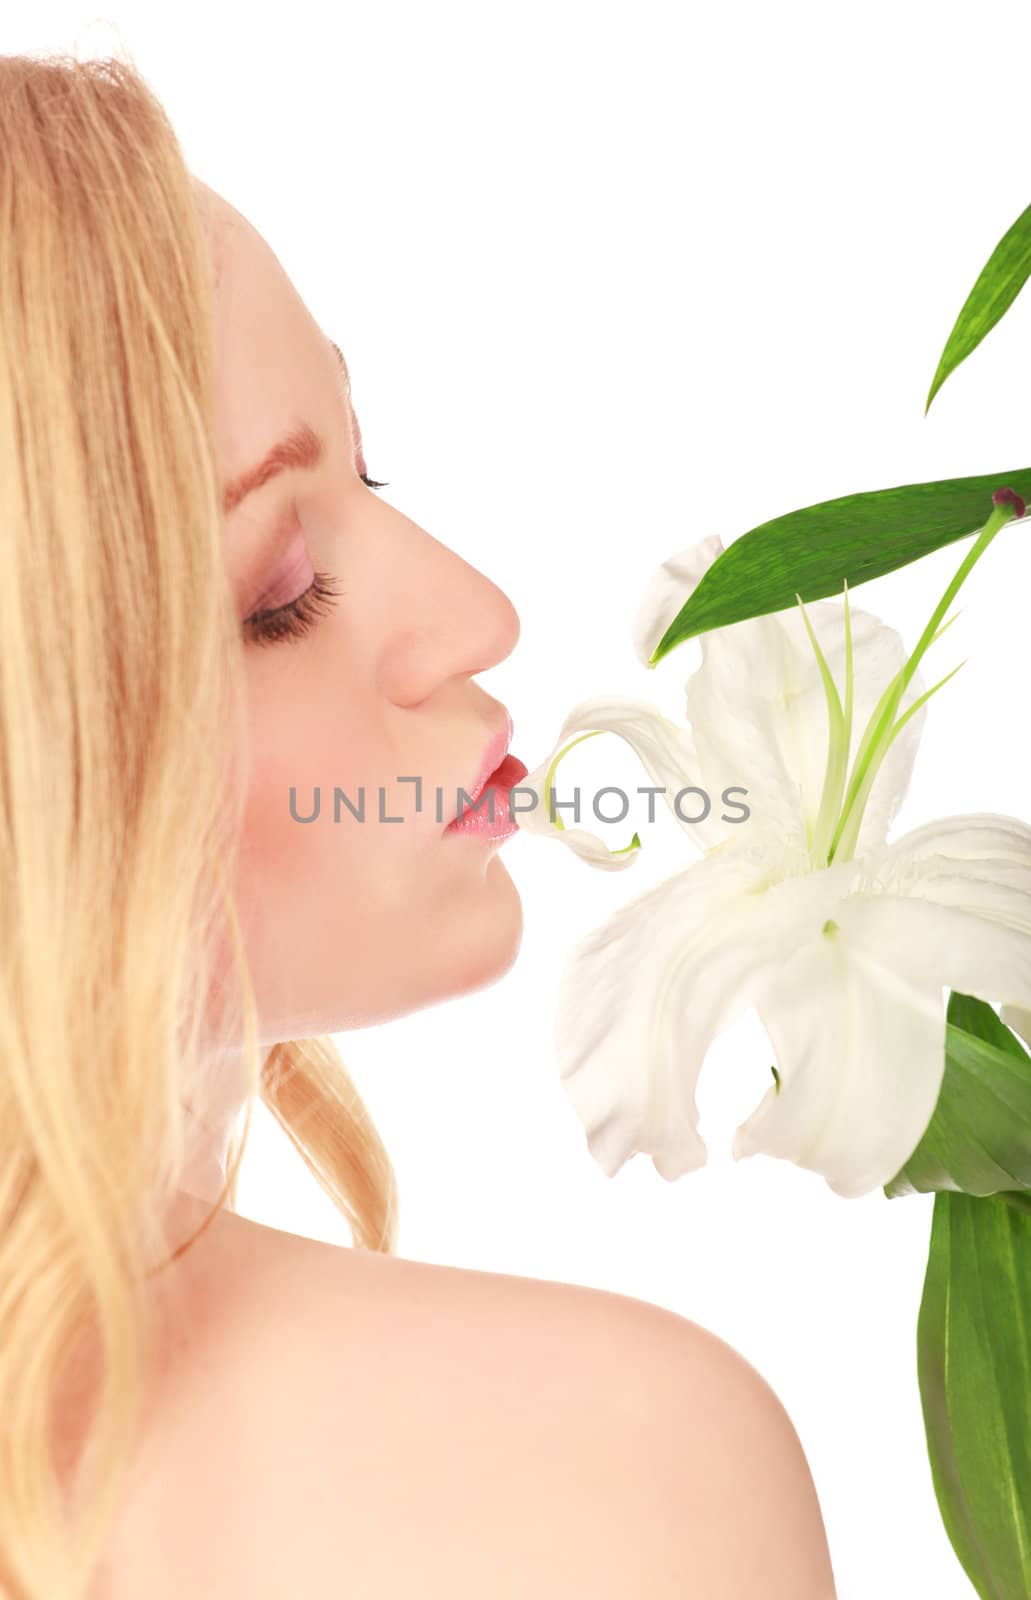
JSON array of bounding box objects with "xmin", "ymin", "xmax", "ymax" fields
[
  {"xmin": 88, "ymin": 1193, "xmax": 837, "ymax": 1598},
  {"xmin": 69, "ymin": 184, "xmax": 837, "ymax": 1596}
]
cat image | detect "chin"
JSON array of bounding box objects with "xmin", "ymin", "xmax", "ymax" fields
[
  {"xmin": 432, "ymin": 854, "xmax": 524, "ymax": 1006},
  {"xmin": 257, "ymin": 859, "xmax": 525, "ymax": 1034},
  {"xmin": 471, "ymin": 857, "xmax": 524, "ymax": 983}
]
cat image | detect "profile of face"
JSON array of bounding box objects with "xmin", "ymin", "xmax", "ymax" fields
[{"xmin": 192, "ymin": 180, "xmax": 523, "ymax": 1049}]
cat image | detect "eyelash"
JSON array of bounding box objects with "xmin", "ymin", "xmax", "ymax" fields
[
  {"xmin": 243, "ymin": 470, "xmax": 388, "ymax": 647},
  {"xmin": 243, "ymin": 568, "xmax": 343, "ymax": 647}
]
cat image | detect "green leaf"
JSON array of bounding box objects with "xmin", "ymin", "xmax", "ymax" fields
[
  {"xmin": 649, "ymin": 469, "xmax": 1031, "ymax": 662},
  {"xmin": 884, "ymin": 993, "xmax": 1031, "ymax": 1200},
  {"xmin": 926, "ymin": 203, "xmax": 1031, "ymax": 416},
  {"xmin": 947, "ymin": 992, "xmax": 1025, "ymax": 1054},
  {"xmin": 918, "ymin": 1189, "xmax": 1031, "ymax": 1599}
]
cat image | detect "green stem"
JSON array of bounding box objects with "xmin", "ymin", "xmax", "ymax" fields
[{"xmin": 826, "ymin": 498, "xmax": 1019, "ymax": 862}]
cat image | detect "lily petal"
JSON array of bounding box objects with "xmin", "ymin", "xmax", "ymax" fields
[
  {"xmin": 515, "ymin": 694, "xmax": 724, "ymax": 861},
  {"xmin": 737, "ymin": 930, "xmax": 949, "ymax": 1199},
  {"xmin": 862, "ymin": 815, "xmax": 1031, "ymax": 987},
  {"xmin": 631, "ymin": 533, "xmax": 726, "ymax": 667},
  {"xmin": 1001, "ymin": 1005, "xmax": 1031, "ymax": 1051},
  {"xmin": 852, "ymin": 819, "xmax": 1031, "ymax": 1029},
  {"xmin": 685, "ymin": 596, "xmax": 928, "ymax": 858},
  {"xmin": 513, "ymin": 818, "xmax": 643, "ymax": 872},
  {"xmin": 734, "ymin": 813, "xmax": 1031, "ymax": 1197},
  {"xmin": 553, "ymin": 838, "xmax": 857, "ymax": 1181}
]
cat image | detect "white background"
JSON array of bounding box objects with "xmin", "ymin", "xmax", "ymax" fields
[{"xmin": 13, "ymin": 4, "xmax": 1031, "ymax": 1595}]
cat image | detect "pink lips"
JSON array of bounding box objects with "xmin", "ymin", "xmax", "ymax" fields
[
  {"xmin": 463, "ymin": 712, "xmax": 515, "ymax": 813},
  {"xmin": 445, "ymin": 711, "xmax": 528, "ymax": 841}
]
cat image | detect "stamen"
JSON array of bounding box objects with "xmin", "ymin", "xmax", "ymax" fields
[
  {"xmin": 824, "ymin": 489, "xmax": 1023, "ymax": 862},
  {"xmin": 831, "ymin": 658, "xmax": 967, "ymax": 861}
]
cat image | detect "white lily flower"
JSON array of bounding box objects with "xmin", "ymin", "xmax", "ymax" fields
[
  {"xmin": 516, "ymin": 519, "xmax": 1031, "ymax": 1199},
  {"xmin": 1001, "ymin": 1006, "xmax": 1031, "ymax": 1053}
]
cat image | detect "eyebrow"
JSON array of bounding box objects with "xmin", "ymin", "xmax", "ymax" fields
[{"xmin": 222, "ymin": 340, "xmax": 351, "ymax": 516}]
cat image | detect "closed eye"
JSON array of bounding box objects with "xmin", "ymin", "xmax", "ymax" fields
[
  {"xmin": 242, "ymin": 465, "xmax": 388, "ymax": 645},
  {"xmin": 243, "ymin": 568, "xmax": 344, "ymax": 647}
]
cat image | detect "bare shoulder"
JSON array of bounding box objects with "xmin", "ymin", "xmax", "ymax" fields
[
  {"xmin": 604, "ymin": 1294, "xmax": 839, "ymax": 1598},
  {"xmin": 109, "ymin": 1206, "xmax": 837, "ymax": 1598},
  {"xmin": 251, "ymin": 1218, "xmax": 838, "ymax": 1598}
]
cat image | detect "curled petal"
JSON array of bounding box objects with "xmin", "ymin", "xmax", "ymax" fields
[
  {"xmin": 554, "ymin": 841, "xmax": 854, "ymax": 1181},
  {"xmin": 631, "ymin": 534, "xmax": 725, "ymax": 668},
  {"xmin": 514, "ymin": 694, "xmax": 722, "ymax": 861},
  {"xmin": 512, "ymin": 814, "xmax": 642, "ymax": 872}
]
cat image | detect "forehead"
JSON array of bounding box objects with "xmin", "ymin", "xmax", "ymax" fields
[
  {"xmin": 191, "ymin": 181, "xmax": 333, "ymax": 490},
  {"xmin": 194, "ymin": 182, "xmax": 307, "ymax": 354}
]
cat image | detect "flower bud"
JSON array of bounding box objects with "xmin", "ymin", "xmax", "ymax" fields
[{"xmin": 991, "ymin": 486, "xmax": 1026, "ymax": 519}]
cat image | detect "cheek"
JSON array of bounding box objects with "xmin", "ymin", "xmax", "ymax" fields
[
  {"xmin": 234, "ymin": 684, "xmax": 397, "ymax": 916},
  {"xmin": 227, "ymin": 675, "xmax": 428, "ymax": 1019},
  {"xmin": 224, "ymin": 656, "xmax": 524, "ymax": 1033}
]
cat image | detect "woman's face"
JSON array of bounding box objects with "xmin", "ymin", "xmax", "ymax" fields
[{"xmin": 195, "ymin": 181, "xmax": 523, "ymax": 1042}]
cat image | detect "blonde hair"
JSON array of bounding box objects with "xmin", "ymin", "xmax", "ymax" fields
[{"xmin": 0, "ymin": 45, "xmax": 398, "ymax": 1599}]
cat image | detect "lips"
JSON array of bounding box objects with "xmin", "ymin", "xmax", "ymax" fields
[
  {"xmin": 470, "ymin": 749, "xmax": 530, "ymax": 810},
  {"xmin": 487, "ymin": 751, "xmax": 530, "ymax": 790},
  {"xmin": 445, "ymin": 749, "xmax": 530, "ymax": 836},
  {"xmin": 467, "ymin": 714, "xmax": 511, "ymax": 800},
  {"xmin": 448, "ymin": 710, "xmax": 524, "ymax": 825}
]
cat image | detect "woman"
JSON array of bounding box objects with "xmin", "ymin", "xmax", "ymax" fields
[{"xmin": 0, "ymin": 48, "xmax": 837, "ymax": 1600}]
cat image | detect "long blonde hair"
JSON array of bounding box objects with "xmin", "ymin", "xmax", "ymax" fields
[{"xmin": 0, "ymin": 45, "xmax": 398, "ymax": 1599}]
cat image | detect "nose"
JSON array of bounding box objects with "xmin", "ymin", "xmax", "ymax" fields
[{"xmin": 377, "ymin": 528, "xmax": 521, "ymax": 707}]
